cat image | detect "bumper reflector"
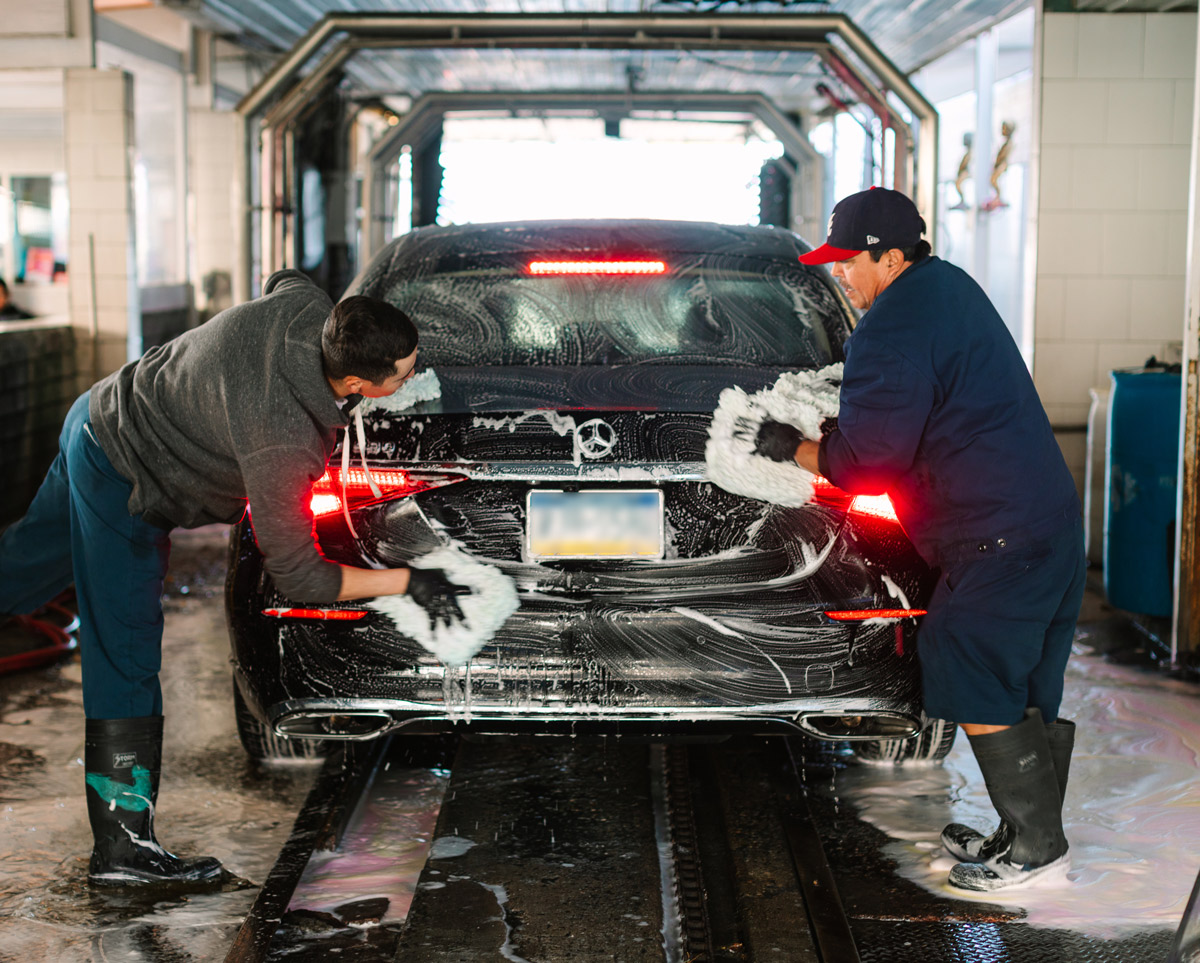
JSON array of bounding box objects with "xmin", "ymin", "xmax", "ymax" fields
[{"xmin": 262, "ymin": 608, "xmax": 369, "ymax": 621}]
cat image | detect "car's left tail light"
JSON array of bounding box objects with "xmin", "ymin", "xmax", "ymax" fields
[
  {"xmin": 811, "ymin": 476, "xmax": 900, "ymax": 523},
  {"xmin": 310, "ymin": 467, "xmax": 467, "ymax": 517}
]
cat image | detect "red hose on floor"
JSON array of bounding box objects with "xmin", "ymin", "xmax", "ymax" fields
[{"xmin": 0, "ymin": 607, "xmax": 79, "ymax": 675}]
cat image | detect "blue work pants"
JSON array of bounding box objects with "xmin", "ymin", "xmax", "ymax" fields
[{"xmin": 0, "ymin": 391, "xmax": 170, "ymax": 719}]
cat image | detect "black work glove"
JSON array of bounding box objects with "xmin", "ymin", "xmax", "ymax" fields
[
  {"xmin": 406, "ymin": 567, "xmax": 470, "ymax": 630},
  {"xmin": 753, "ymin": 420, "xmax": 805, "ymax": 463}
]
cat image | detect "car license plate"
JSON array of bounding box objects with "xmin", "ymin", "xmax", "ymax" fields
[{"xmin": 526, "ymin": 489, "xmax": 664, "ymax": 560}]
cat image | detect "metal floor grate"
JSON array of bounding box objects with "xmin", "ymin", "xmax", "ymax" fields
[{"xmin": 852, "ymin": 919, "xmax": 1174, "ymax": 963}]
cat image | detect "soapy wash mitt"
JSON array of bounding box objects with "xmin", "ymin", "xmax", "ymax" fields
[
  {"xmin": 366, "ymin": 546, "xmax": 520, "ymax": 666},
  {"xmin": 704, "ymin": 364, "xmax": 842, "ymax": 506}
]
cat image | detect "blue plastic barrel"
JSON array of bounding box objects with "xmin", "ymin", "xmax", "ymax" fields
[{"xmin": 1103, "ymin": 368, "xmax": 1182, "ymax": 616}]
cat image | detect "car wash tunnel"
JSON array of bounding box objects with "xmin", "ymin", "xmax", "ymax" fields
[{"xmin": 3, "ymin": 1, "xmax": 1200, "ymax": 961}]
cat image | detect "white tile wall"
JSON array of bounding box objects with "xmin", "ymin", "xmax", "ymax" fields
[
  {"xmin": 1064, "ymin": 277, "xmax": 1132, "ymax": 340},
  {"xmin": 1130, "ymin": 277, "xmax": 1186, "ymax": 338},
  {"xmin": 1036, "ymin": 11, "xmax": 1196, "ymax": 447},
  {"xmin": 1173, "ymin": 79, "xmax": 1194, "ymax": 143},
  {"xmin": 1077, "ymin": 16, "xmax": 1145, "ymax": 79},
  {"xmin": 1145, "ymin": 16, "xmax": 1198, "ymax": 78},
  {"xmin": 1100, "ymin": 211, "xmax": 1170, "ymax": 275},
  {"xmin": 1107, "ymin": 80, "xmax": 1178, "ymax": 144},
  {"xmin": 187, "ymin": 109, "xmax": 241, "ymax": 315},
  {"xmin": 1035, "ymin": 276, "xmax": 1067, "ymax": 341},
  {"xmin": 1070, "ymin": 148, "xmax": 1139, "ymax": 209},
  {"xmin": 64, "ymin": 67, "xmax": 137, "ymax": 386},
  {"xmin": 1137, "ymin": 146, "xmax": 1192, "ymax": 208},
  {"xmin": 1042, "ymin": 16, "xmax": 1078, "ymax": 80},
  {"xmin": 1042, "ymin": 79, "xmax": 1110, "ymax": 143}
]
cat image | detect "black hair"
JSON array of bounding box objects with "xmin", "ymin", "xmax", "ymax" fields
[
  {"xmin": 321, "ymin": 296, "xmax": 419, "ymax": 384},
  {"xmin": 869, "ymin": 239, "xmax": 932, "ymax": 264},
  {"xmin": 0, "ymin": 279, "xmax": 8, "ymax": 294}
]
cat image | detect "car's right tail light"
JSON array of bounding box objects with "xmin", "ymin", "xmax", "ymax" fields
[{"xmin": 310, "ymin": 468, "xmax": 467, "ymax": 517}]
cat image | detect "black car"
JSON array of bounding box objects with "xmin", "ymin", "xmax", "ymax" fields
[{"xmin": 226, "ymin": 220, "xmax": 949, "ymax": 763}]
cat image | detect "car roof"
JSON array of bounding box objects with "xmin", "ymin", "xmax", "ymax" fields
[{"xmin": 379, "ymin": 219, "xmax": 817, "ymax": 266}]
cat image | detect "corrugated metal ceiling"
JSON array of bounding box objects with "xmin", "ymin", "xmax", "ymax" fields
[
  {"xmin": 191, "ymin": 0, "xmax": 1197, "ymax": 112},
  {"xmin": 200, "ymin": 0, "xmax": 1029, "ymax": 82}
]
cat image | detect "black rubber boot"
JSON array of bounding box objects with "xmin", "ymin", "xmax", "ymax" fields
[
  {"xmin": 947, "ymin": 708, "xmax": 1070, "ymax": 892},
  {"xmin": 84, "ymin": 716, "xmax": 223, "ymax": 887},
  {"xmin": 942, "ymin": 715, "xmax": 1075, "ymax": 863}
]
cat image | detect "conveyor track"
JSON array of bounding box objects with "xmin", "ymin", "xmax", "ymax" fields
[{"xmin": 223, "ymin": 735, "xmax": 1177, "ymax": 962}]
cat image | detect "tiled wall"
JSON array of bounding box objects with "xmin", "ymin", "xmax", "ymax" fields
[
  {"xmin": 189, "ymin": 109, "xmax": 243, "ymax": 323},
  {"xmin": 1035, "ymin": 13, "xmax": 1196, "ymax": 427},
  {"xmin": 63, "ymin": 67, "xmax": 138, "ymax": 388}
]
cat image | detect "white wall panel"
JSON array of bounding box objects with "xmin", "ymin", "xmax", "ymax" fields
[
  {"xmin": 1035, "ymin": 11, "xmax": 1196, "ymax": 436},
  {"xmin": 1077, "ymin": 16, "xmax": 1144, "ymax": 79}
]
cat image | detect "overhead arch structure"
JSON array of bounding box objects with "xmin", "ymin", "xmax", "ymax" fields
[
  {"xmin": 359, "ymin": 90, "xmax": 826, "ymax": 267},
  {"xmin": 235, "ymin": 12, "xmax": 937, "ymax": 300}
]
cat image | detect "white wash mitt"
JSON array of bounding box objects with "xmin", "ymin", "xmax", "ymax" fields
[
  {"xmin": 366, "ymin": 547, "xmax": 519, "ymax": 666},
  {"xmin": 704, "ymin": 364, "xmax": 842, "ymax": 507}
]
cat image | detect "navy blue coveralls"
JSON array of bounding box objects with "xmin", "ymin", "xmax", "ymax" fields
[{"xmin": 817, "ymin": 255, "xmax": 1085, "ymax": 726}]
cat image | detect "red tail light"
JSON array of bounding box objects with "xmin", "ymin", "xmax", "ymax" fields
[
  {"xmin": 310, "ymin": 468, "xmax": 467, "ymax": 517},
  {"xmin": 811, "ymin": 476, "xmax": 900, "ymax": 523},
  {"xmin": 527, "ymin": 259, "xmax": 667, "ymax": 275},
  {"xmin": 824, "ymin": 609, "xmax": 927, "ymax": 621},
  {"xmin": 262, "ymin": 608, "xmax": 370, "ymax": 620}
]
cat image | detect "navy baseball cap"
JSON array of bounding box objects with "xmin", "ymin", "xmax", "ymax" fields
[{"xmin": 799, "ymin": 187, "xmax": 926, "ymax": 265}]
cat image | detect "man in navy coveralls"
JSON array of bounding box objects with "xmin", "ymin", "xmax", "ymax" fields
[{"xmin": 754, "ymin": 188, "xmax": 1085, "ymax": 892}]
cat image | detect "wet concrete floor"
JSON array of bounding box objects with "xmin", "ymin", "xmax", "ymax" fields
[{"xmin": 1, "ymin": 524, "xmax": 1198, "ymax": 961}]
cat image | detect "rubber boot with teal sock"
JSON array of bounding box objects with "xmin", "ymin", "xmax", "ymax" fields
[{"xmin": 84, "ymin": 716, "xmax": 223, "ymax": 887}]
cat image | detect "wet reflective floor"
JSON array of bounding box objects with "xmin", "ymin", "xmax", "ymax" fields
[{"xmin": 1, "ymin": 524, "xmax": 1198, "ymax": 961}]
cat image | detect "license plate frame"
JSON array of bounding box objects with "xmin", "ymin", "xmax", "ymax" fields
[{"xmin": 525, "ymin": 488, "xmax": 665, "ymax": 560}]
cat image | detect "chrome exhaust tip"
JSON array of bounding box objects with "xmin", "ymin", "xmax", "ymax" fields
[
  {"xmin": 275, "ymin": 711, "xmax": 395, "ymax": 740},
  {"xmin": 797, "ymin": 712, "xmax": 921, "ymax": 741}
]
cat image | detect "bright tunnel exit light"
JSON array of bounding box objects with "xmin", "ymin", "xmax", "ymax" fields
[{"xmin": 528, "ymin": 259, "xmax": 667, "ymax": 275}]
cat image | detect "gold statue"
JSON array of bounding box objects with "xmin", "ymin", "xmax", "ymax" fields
[
  {"xmin": 981, "ymin": 120, "xmax": 1015, "ymax": 212},
  {"xmin": 950, "ymin": 132, "xmax": 972, "ymax": 210}
]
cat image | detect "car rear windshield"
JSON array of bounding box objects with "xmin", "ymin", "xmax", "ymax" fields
[{"xmin": 376, "ymin": 253, "xmax": 845, "ymax": 367}]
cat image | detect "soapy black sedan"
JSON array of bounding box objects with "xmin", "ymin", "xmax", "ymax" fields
[{"xmin": 225, "ymin": 220, "xmax": 949, "ymax": 763}]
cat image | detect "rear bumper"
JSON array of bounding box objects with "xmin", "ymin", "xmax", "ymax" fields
[{"xmin": 257, "ymin": 693, "xmax": 924, "ymax": 742}]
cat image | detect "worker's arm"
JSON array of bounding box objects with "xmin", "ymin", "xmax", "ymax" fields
[
  {"xmin": 336, "ymin": 564, "xmax": 410, "ymax": 600},
  {"xmin": 338, "ymin": 562, "xmax": 468, "ymax": 629},
  {"xmin": 819, "ymin": 338, "xmax": 934, "ymax": 494},
  {"xmin": 795, "ymin": 439, "xmax": 821, "ymax": 474}
]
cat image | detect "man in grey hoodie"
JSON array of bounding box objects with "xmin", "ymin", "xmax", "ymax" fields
[{"xmin": 0, "ymin": 269, "xmax": 465, "ymax": 887}]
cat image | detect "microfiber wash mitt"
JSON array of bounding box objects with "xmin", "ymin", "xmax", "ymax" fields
[
  {"xmin": 704, "ymin": 364, "xmax": 842, "ymax": 507},
  {"xmin": 366, "ymin": 546, "xmax": 519, "ymax": 666}
]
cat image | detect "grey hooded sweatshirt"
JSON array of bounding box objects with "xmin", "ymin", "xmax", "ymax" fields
[{"xmin": 89, "ymin": 270, "xmax": 347, "ymax": 603}]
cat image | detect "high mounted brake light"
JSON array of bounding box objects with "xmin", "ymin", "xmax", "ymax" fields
[
  {"xmin": 310, "ymin": 468, "xmax": 467, "ymax": 517},
  {"xmin": 527, "ymin": 259, "xmax": 667, "ymax": 275},
  {"xmin": 811, "ymin": 476, "xmax": 900, "ymax": 523}
]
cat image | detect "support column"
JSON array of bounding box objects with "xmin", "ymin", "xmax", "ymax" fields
[
  {"xmin": 64, "ymin": 67, "xmax": 139, "ymax": 387},
  {"xmin": 189, "ymin": 109, "xmax": 243, "ymax": 323},
  {"xmin": 1173, "ymin": 16, "xmax": 1200, "ymax": 662}
]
